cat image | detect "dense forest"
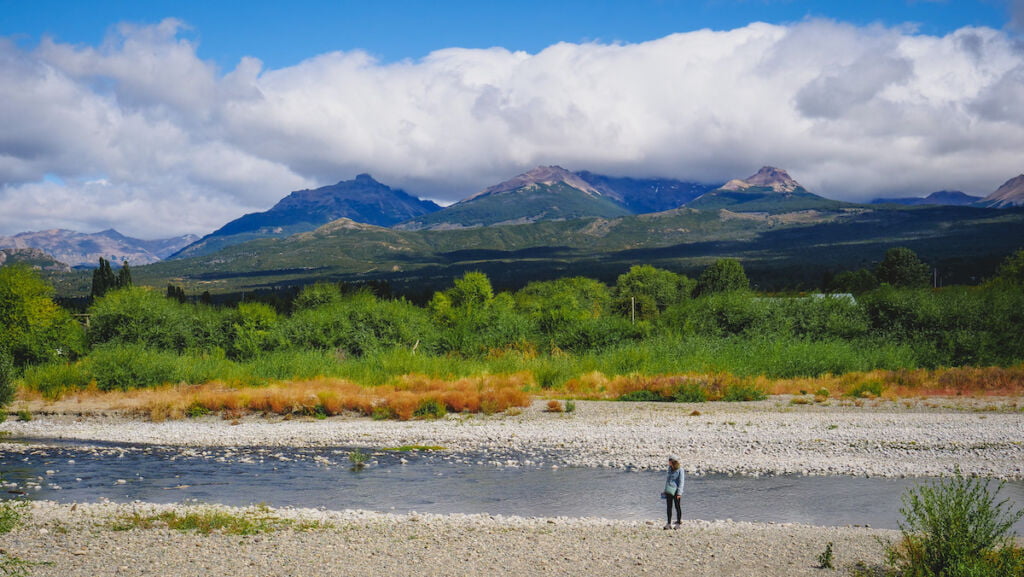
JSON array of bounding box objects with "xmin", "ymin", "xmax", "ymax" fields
[{"xmin": 2, "ymin": 247, "xmax": 1023, "ymax": 416}]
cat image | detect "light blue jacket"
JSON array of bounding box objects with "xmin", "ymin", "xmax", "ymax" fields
[{"xmin": 665, "ymin": 467, "xmax": 684, "ymax": 496}]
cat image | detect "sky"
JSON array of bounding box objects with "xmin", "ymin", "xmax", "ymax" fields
[{"xmin": 2, "ymin": 0, "xmax": 1024, "ymax": 239}]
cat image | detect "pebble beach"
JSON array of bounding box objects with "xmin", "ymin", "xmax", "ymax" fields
[{"xmin": 2, "ymin": 397, "xmax": 1022, "ymax": 576}]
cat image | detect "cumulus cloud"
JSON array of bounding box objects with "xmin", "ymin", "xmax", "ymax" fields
[{"xmin": 1, "ymin": 18, "xmax": 1024, "ymax": 238}]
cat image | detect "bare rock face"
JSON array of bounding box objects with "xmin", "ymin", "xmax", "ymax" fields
[
  {"xmin": 720, "ymin": 166, "xmax": 802, "ymax": 193},
  {"xmin": 980, "ymin": 174, "xmax": 1024, "ymax": 208},
  {"xmin": 469, "ymin": 166, "xmax": 603, "ymax": 200}
]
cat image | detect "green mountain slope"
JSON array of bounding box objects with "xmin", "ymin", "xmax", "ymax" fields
[
  {"xmin": 396, "ymin": 166, "xmax": 632, "ymax": 230},
  {"xmin": 123, "ymin": 204, "xmax": 1024, "ymax": 296},
  {"xmin": 172, "ymin": 174, "xmax": 441, "ymax": 259}
]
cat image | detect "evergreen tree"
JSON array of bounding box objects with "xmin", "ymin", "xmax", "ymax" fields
[
  {"xmin": 117, "ymin": 261, "xmax": 132, "ymax": 289},
  {"xmin": 166, "ymin": 284, "xmax": 187, "ymax": 303},
  {"xmin": 90, "ymin": 258, "xmax": 117, "ymax": 299}
]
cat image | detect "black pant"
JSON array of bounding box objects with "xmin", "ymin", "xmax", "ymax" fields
[{"xmin": 666, "ymin": 494, "xmax": 681, "ymax": 523}]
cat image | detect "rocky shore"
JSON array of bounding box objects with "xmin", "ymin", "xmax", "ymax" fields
[
  {"xmin": 5, "ymin": 501, "xmax": 896, "ymax": 577},
  {"xmin": 3, "ymin": 397, "xmax": 1023, "ymax": 478},
  {"xmin": 2, "ymin": 397, "xmax": 1022, "ymax": 576}
]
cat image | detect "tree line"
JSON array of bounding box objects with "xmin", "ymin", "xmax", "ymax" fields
[{"xmin": 2, "ymin": 247, "xmax": 1023, "ymax": 403}]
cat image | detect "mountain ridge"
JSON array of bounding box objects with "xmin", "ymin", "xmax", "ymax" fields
[
  {"xmin": 870, "ymin": 190, "xmax": 983, "ymax": 207},
  {"xmin": 687, "ymin": 166, "xmax": 843, "ymax": 212},
  {"xmin": 170, "ymin": 174, "xmax": 442, "ymax": 259},
  {"xmin": 979, "ymin": 174, "xmax": 1024, "ymax": 208},
  {"xmin": 394, "ymin": 166, "xmax": 634, "ymax": 231},
  {"xmin": 0, "ymin": 229, "xmax": 197, "ymax": 268}
]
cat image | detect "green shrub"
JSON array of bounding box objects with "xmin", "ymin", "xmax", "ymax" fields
[
  {"xmin": 348, "ymin": 448, "xmax": 368, "ymax": 470},
  {"xmin": 21, "ymin": 361, "xmax": 92, "ymax": 399},
  {"xmin": 818, "ymin": 542, "xmax": 835, "ymax": 570},
  {"xmin": 889, "ymin": 470, "xmax": 1024, "ymax": 577},
  {"xmin": 185, "ymin": 403, "xmax": 211, "ymax": 418},
  {"xmin": 413, "ymin": 398, "xmax": 446, "ymax": 419},
  {"xmin": 721, "ymin": 383, "xmax": 767, "ymax": 402},
  {"xmin": 618, "ymin": 390, "xmax": 666, "ymax": 402},
  {"xmin": 0, "ymin": 348, "xmax": 14, "ymax": 408},
  {"xmin": 847, "ymin": 381, "xmax": 885, "ymax": 399},
  {"xmin": 371, "ymin": 406, "xmax": 394, "ymax": 420},
  {"xmin": 533, "ymin": 359, "xmax": 576, "ymax": 390},
  {"xmin": 671, "ymin": 383, "xmax": 708, "ymax": 403},
  {"xmin": 88, "ymin": 287, "xmax": 203, "ymax": 352},
  {"xmin": 86, "ymin": 344, "xmax": 179, "ymax": 390}
]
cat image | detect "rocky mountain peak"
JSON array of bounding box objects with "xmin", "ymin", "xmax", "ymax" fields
[
  {"xmin": 981, "ymin": 174, "xmax": 1024, "ymax": 208},
  {"xmin": 721, "ymin": 166, "xmax": 802, "ymax": 193},
  {"xmin": 471, "ymin": 165, "xmax": 603, "ymax": 199}
]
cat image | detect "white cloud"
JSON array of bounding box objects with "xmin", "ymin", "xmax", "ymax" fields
[{"xmin": 2, "ymin": 18, "xmax": 1024, "ymax": 238}]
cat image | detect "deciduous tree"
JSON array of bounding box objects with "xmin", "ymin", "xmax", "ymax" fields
[
  {"xmin": 875, "ymin": 247, "xmax": 930, "ymax": 288},
  {"xmin": 695, "ymin": 258, "xmax": 749, "ymax": 296}
]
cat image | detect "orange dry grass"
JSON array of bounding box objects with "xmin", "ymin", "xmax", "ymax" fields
[
  {"xmin": 42, "ymin": 375, "xmax": 535, "ymax": 421},
  {"xmin": 762, "ymin": 366, "xmax": 1024, "ymax": 398},
  {"xmin": 557, "ymin": 365, "xmax": 1024, "ymax": 401}
]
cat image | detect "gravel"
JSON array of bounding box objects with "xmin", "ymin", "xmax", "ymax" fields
[
  {"xmin": 4, "ymin": 397, "xmax": 1023, "ymax": 479},
  {"xmin": 5, "ymin": 501, "xmax": 897, "ymax": 577},
  {"xmin": 2, "ymin": 397, "xmax": 1022, "ymax": 576}
]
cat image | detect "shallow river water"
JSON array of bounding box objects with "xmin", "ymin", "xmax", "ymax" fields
[{"xmin": 3, "ymin": 440, "xmax": 1023, "ymax": 530}]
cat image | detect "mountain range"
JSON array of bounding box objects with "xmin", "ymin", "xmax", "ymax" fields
[
  {"xmin": 870, "ymin": 190, "xmax": 983, "ymax": 207},
  {"xmin": 0, "ymin": 229, "xmax": 198, "ymax": 269},
  {"xmin": 6, "ymin": 164, "xmax": 1024, "ymax": 296},
  {"xmin": 171, "ymin": 174, "xmax": 441, "ymax": 259}
]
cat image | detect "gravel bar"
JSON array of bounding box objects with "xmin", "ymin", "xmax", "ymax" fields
[
  {"xmin": 3, "ymin": 398, "xmax": 1022, "ymax": 576},
  {"xmin": 4, "ymin": 398, "xmax": 1023, "ymax": 479},
  {"xmin": 5, "ymin": 501, "xmax": 897, "ymax": 577}
]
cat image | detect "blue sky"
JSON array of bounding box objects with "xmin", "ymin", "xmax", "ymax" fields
[
  {"xmin": 1, "ymin": 0, "xmax": 1023, "ymax": 238},
  {"xmin": 3, "ymin": 0, "xmax": 1016, "ymax": 68}
]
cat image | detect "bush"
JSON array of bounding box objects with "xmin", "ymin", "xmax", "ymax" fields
[
  {"xmin": 671, "ymin": 383, "xmax": 708, "ymax": 403},
  {"xmin": 88, "ymin": 287, "xmax": 191, "ymax": 350},
  {"xmin": 413, "ymin": 398, "xmax": 447, "ymax": 419},
  {"xmin": 889, "ymin": 469, "xmax": 1024, "ymax": 577},
  {"xmin": 87, "ymin": 344, "xmax": 180, "ymax": 390},
  {"xmin": 847, "ymin": 381, "xmax": 885, "ymax": 399},
  {"xmin": 721, "ymin": 383, "xmax": 767, "ymax": 402},
  {"xmin": 0, "ymin": 348, "xmax": 14, "ymax": 408},
  {"xmin": 618, "ymin": 389, "xmax": 666, "ymax": 402},
  {"xmin": 22, "ymin": 361, "xmax": 92, "ymax": 399}
]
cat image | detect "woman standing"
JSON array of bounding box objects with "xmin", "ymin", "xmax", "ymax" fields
[{"xmin": 663, "ymin": 455, "xmax": 684, "ymax": 529}]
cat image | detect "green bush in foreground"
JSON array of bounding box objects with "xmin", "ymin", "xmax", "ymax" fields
[{"xmin": 889, "ymin": 470, "xmax": 1024, "ymax": 577}]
